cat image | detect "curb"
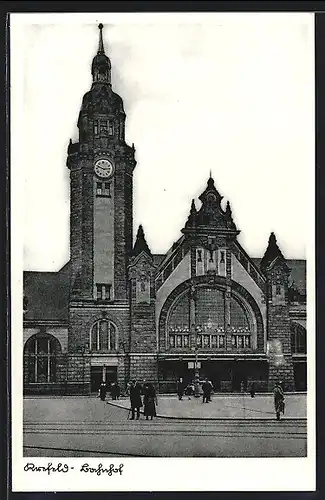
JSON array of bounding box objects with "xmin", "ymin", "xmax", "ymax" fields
[{"xmin": 105, "ymin": 401, "xmax": 307, "ymax": 422}]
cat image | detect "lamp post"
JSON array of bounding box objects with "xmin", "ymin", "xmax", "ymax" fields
[
  {"xmin": 81, "ymin": 343, "xmax": 88, "ymax": 395},
  {"xmin": 120, "ymin": 341, "xmax": 129, "ymax": 394}
]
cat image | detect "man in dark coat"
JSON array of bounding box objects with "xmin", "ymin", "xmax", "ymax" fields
[
  {"xmin": 274, "ymin": 381, "xmax": 285, "ymax": 421},
  {"xmin": 202, "ymin": 378, "xmax": 212, "ymax": 403},
  {"xmin": 99, "ymin": 382, "xmax": 107, "ymax": 401},
  {"xmin": 177, "ymin": 378, "xmax": 184, "ymax": 400},
  {"xmin": 129, "ymin": 379, "xmax": 142, "ymax": 420}
]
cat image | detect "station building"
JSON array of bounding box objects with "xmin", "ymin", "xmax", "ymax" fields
[{"xmin": 23, "ymin": 25, "xmax": 307, "ymax": 395}]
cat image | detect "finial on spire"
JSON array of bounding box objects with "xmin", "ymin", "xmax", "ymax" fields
[
  {"xmin": 98, "ymin": 23, "xmax": 105, "ymax": 54},
  {"xmin": 209, "ymin": 169, "xmax": 212, "ymax": 178}
]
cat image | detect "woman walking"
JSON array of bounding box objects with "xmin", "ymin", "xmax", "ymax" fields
[{"xmin": 143, "ymin": 382, "xmax": 158, "ymax": 420}]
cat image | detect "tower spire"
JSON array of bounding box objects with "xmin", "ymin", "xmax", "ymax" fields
[
  {"xmin": 98, "ymin": 23, "xmax": 105, "ymax": 54},
  {"xmin": 91, "ymin": 23, "xmax": 111, "ymax": 84}
]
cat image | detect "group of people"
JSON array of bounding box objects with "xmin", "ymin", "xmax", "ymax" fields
[
  {"xmin": 176, "ymin": 377, "xmax": 213, "ymax": 403},
  {"xmin": 99, "ymin": 377, "xmax": 286, "ymax": 422},
  {"xmin": 176, "ymin": 377, "xmax": 285, "ymax": 420},
  {"xmin": 128, "ymin": 380, "xmax": 158, "ymax": 420},
  {"xmin": 98, "ymin": 381, "xmax": 121, "ymax": 401}
]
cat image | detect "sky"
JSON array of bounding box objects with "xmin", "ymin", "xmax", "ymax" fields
[{"xmin": 11, "ymin": 13, "xmax": 314, "ymax": 271}]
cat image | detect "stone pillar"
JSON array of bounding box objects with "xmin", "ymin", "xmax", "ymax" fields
[
  {"xmin": 265, "ymin": 274, "xmax": 295, "ymax": 392},
  {"xmin": 225, "ymin": 249, "xmax": 232, "ymax": 350}
]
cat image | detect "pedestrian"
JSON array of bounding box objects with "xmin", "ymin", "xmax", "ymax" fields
[
  {"xmin": 115, "ymin": 381, "xmax": 121, "ymax": 400},
  {"xmin": 207, "ymin": 380, "xmax": 213, "ymax": 402},
  {"xmin": 194, "ymin": 379, "xmax": 201, "ymax": 398},
  {"xmin": 274, "ymin": 381, "xmax": 285, "ymax": 421},
  {"xmin": 98, "ymin": 381, "xmax": 107, "ymax": 401},
  {"xmin": 111, "ymin": 382, "xmax": 116, "ymax": 400},
  {"xmin": 250, "ymin": 382, "xmax": 256, "ymax": 398},
  {"xmin": 129, "ymin": 379, "xmax": 142, "ymax": 420},
  {"xmin": 185, "ymin": 382, "xmax": 194, "ymax": 400},
  {"xmin": 202, "ymin": 378, "xmax": 212, "ymax": 403},
  {"xmin": 177, "ymin": 378, "xmax": 184, "ymax": 401},
  {"xmin": 143, "ymin": 382, "xmax": 158, "ymax": 420}
]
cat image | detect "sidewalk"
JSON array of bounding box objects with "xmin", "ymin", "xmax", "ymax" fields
[{"xmin": 107, "ymin": 393, "xmax": 306, "ymax": 420}]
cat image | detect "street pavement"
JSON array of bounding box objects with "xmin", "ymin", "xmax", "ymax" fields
[
  {"xmin": 109, "ymin": 393, "xmax": 306, "ymax": 420},
  {"xmin": 24, "ymin": 395, "xmax": 307, "ymax": 457}
]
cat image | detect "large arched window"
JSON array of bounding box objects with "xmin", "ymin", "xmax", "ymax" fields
[
  {"xmin": 167, "ymin": 285, "xmax": 251, "ymax": 349},
  {"xmin": 90, "ymin": 319, "xmax": 117, "ymax": 352},
  {"xmin": 24, "ymin": 334, "xmax": 61, "ymax": 383},
  {"xmin": 290, "ymin": 322, "xmax": 306, "ymax": 354}
]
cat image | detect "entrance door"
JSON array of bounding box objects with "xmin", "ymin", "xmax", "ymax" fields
[
  {"xmin": 232, "ymin": 362, "xmax": 247, "ymax": 391},
  {"xmin": 105, "ymin": 367, "xmax": 117, "ymax": 388},
  {"xmin": 91, "ymin": 366, "xmax": 118, "ymax": 393},
  {"xmin": 91, "ymin": 367, "xmax": 103, "ymax": 393},
  {"xmin": 294, "ymin": 362, "xmax": 307, "ymax": 391}
]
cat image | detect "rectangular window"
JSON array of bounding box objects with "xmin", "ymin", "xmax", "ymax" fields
[
  {"xmin": 94, "ymin": 122, "xmax": 98, "ymax": 135},
  {"xmin": 104, "ymin": 284, "xmax": 111, "ymax": 301},
  {"xmin": 211, "ymin": 335, "xmax": 217, "ymax": 348},
  {"xmin": 170, "ymin": 335, "xmax": 175, "ymax": 348},
  {"xmin": 176, "ymin": 335, "xmax": 182, "ymax": 347},
  {"xmin": 96, "ymin": 284, "xmax": 111, "ymax": 301},
  {"xmin": 100, "ymin": 121, "xmax": 108, "ymax": 134},
  {"xmin": 96, "ymin": 284, "xmax": 103, "ymax": 300},
  {"xmin": 244, "ymin": 336, "xmax": 251, "ymax": 348},
  {"xmin": 218, "ymin": 335, "xmax": 225, "ymax": 348},
  {"xmin": 183, "ymin": 335, "xmax": 189, "ymax": 347},
  {"xmin": 203, "ymin": 335, "xmax": 210, "ymax": 347},
  {"xmin": 96, "ymin": 182, "xmax": 102, "ymax": 196},
  {"xmin": 276, "ymin": 284, "xmax": 281, "ymax": 295},
  {"xmin": 197, "ymin": 250, "xmax": 202, "ymax": 262},
  {"xmin": 96, "ymin": 182, "xmax": 111, "ymax": 197},
  {"xmin": 109, "ymin": 121, "xmax": 114, "ymax": 135},
  {"xmin": 104, "ymin": 182, "xmax": 111, "ymax": 196}
]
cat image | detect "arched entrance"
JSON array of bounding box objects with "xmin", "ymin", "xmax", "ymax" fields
[{"xmin": 158, "ymin": 276, "xmax": 265, "ymax": 392}]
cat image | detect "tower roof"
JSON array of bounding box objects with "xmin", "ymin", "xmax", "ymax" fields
[
  {"xmin": 260, "ymin": 232, "xmax": 288, "ymax": 272},
  {"xmin": 183, "ymin": 176, "xmax": 238, "ymax": 234},
  {"xmin": 91, "ymin": 23, "xmax": 111, "ymax": 84},
  {"xmin": 132, "ymin": 225, "xmax": 152, "ymax": 258}
]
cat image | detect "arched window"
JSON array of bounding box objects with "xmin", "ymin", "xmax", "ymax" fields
[
  {"xmin": 90, "ymin": 319, "xmax": 117, "ymax": 352},
  {"xmin": 167, "ymin": 286, "xmax": 252, "ymax": 349},
  {"xmin": 24, "ymin": 334, "xmax": 61, "ymax": 383},
  {"xmin": 290, "ymin": 323, "xmax": 306, "ymax": 354}
]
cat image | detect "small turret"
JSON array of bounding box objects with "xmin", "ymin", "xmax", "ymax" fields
[
  {"xmin": 260, "ymin": 232, "xmax": 287, "ymax": 273},
  {"xmin": 132, "ymin": 225, "xmax": 152, "ymax": 259}
]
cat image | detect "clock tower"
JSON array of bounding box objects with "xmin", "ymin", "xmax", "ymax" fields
[{"xmin": 66, "ymin": 25, "xmax": 136, "ymax": 390}]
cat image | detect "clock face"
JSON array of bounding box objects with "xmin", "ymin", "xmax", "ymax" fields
[{"xmin": 94, "ymin": 159, "xmax": 114, "ymax": 178}]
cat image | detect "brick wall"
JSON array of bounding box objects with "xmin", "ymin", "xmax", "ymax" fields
[
  {"xmin": 81, "ymin": 168, "xmax": 94, "ymax": 298},
  {"xmin": 114, "ymin": 163, "xmax": 133, "ymax": 300},
  {"xmin": 266, "ymin": 265, "xmax": 295, "ymax": 391},
  {"xmin": 68, "ymin": 305, "xmax": 130, "ymax": 352},
  {"xmin": 129, "ymin": 354, "xmax": 158, "ymax": 385}
]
